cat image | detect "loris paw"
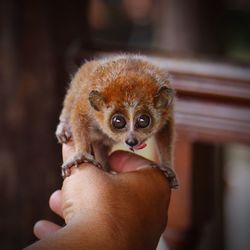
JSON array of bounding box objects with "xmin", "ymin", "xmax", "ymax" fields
[
  {"xmin": 151, "ymin": 164, "xmax": 179, "ymax": 189},
  {"xmin": 61, "ymin": 153, "xmax": 103, "ymax": 178},
  {"xmin": 56, "ymin": 121, "xmax": 72, "ymax": 144}
]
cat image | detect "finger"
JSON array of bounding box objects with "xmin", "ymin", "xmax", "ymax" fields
[
  {"xmin": 62, "ymin": 141, "xmax": 75, "ymax": 162},
  {"xmin": 109, "ymin": 151, "xmax": 171, "ymax": 190},
  {"xmin": 33, "ymin": 220, "xmax": 62, "ymax": 239},
  {"xmin": 49, "ymin": 190, "xmax": 63, "ymax": 218},
  {"xmin": 109, "ymin": 150, "xmax": 152, "ymax": 173}
]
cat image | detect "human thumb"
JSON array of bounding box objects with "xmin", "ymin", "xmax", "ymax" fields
[{"xmin": 108, "ymin": 150, "xmax": 154, "ymax": 173}]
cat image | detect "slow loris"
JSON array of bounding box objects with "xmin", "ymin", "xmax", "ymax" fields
[{"xmin": 56, "ymin": 54, "xmax": 178, "ymax": 188}]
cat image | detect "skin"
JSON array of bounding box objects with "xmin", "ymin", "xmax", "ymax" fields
[{"xmin": 25, "ymin": 142, "xmax": 171, "ymax": 250}]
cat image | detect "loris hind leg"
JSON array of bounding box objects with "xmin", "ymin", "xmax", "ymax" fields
[
  {"xmin": 61, "ymin": 113, "xmax": 103, "ymax": 178},
  {"xmin": 155, "ymin": 119, "xmax": 179, "ymax": 189},
  {"xmin": 62, "ymin": 150, "xmax": 102, "ymax": 178}
]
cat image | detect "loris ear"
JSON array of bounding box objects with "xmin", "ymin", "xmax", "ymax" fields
[
  {"xmin": 89, "ymin": 90, "xmax": 106, "ymax": 111},
  {"xmin": 154, "ymin": 86, "xmax": 174, "ymax": 108}
]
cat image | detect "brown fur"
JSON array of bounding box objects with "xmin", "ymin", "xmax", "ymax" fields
[{"xmin": 56, "ymin": 54, "xmax": 177, "ymax": 186}]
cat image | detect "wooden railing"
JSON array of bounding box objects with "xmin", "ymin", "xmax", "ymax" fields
[{"xmin": 148, "ymin": 55, "xmax": 250, "ymax": 249}]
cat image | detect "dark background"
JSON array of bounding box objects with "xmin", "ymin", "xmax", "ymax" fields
[{"xmin": 0, "ymin": 0, "xmax": 249, "ymax": 249}]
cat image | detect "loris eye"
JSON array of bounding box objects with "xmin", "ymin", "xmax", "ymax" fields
[
  {"xmin": 136, "ymin": 114, "xmax": 151, "ymax": 129},
  {"xmin": 111, "ymin": 115, "xmax": 126, "ymax": 129}
]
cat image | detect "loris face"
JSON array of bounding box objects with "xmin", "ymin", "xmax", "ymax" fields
[
  {"xmin": 89, "ymin": 85, "xmax": 174, "ymax": 151},
  {"xmin": 107, "ymin": 105, "xmax": 155, "ymax": 150}
]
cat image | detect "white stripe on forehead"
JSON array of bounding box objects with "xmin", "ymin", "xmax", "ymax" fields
[
  {"xmin": 128, "ymin": 106, "xmax": 136, "ymax": 132},
  {"xmin": 124, "ymin": 99, "xmax": 139, "ymax": 109}
]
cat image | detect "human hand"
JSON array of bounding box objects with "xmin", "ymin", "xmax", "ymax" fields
[{"xmin": 29, "ymin": 142, "xmax": 171, "ymax": 249}]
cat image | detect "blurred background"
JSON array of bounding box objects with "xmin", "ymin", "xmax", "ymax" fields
[{"xmin": 0, "ymin": 0, "xmax": 249, "ymax": 249}]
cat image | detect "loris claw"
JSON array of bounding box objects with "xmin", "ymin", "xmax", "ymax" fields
[
  {"xmin": 61, "ymin": 152, "xmax": 102, "ymax": 178},
  {"xmin": 151, "ymin": 163, "xmax": 179, "ymax": 189},
  {"xmin": 56, "ymin": 54, "xmax": 178, "ymax": 188}
]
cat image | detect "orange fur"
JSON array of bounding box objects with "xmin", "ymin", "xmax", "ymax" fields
[{"xmin": 56, "ymin": 54, "xmax": 176, "ymax": 186}]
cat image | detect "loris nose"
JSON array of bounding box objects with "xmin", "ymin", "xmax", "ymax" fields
[{"xmin": 125, "ymin": 138, "xmax": 138, "ymax": 147}]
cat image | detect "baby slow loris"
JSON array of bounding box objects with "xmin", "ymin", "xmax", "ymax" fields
[{"xmin": 56, "ymin": 54, "xmax": 178, "ymax": 188}]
